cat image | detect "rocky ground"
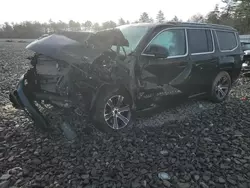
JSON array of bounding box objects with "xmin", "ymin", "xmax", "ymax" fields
[{"xmin": 1, "ymin": 41, "xmax": 250, "ymax": 188}]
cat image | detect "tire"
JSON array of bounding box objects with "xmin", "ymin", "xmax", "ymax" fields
[
  {"xmin": 210, "ymin": 71, "xmax": 231, "ymax": 103},
  {"xmin": 92, "ymin": 87, "xmax": 134, "ymax": 133}
]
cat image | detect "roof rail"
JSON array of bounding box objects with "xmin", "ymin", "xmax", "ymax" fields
[{"xmin": 164, "ymin": 21, "xmax": 235, "ymax": 30}]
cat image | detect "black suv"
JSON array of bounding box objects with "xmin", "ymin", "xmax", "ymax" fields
[{"xmin": 9, "ymin": 22, "xmax": 242, "ymax": 133}]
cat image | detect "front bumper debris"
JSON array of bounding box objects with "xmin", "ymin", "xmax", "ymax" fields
[{"xmin": 9, "ymin": 74, "xmax": 49, "ymax": 130}]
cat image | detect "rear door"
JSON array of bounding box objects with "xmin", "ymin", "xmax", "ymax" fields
[
  {"xmin": 215, "ymin": 30, "xmax": 242, "ymax": 82},
  {"xmin": 187, "ymin": 28, "xmax": 218, "ymax": 94}
]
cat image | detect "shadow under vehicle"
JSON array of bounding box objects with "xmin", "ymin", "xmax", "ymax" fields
[{"xmin": 9, "ymin": 22, "xmax": 243, "ymax": 133}]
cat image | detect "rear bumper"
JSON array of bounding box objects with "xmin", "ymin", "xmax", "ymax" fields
[{"xmin": 9, "ymin": 74, "xmax": 49, "ymax": 129}]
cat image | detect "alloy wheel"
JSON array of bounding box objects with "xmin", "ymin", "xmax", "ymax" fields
[
  {"xmin": 214, "ymin": 75, "xmax": 230, "ymax": 100},
  {"xmin": 104, "ymin": 95, "xmax": 131, "ymax": 130}
]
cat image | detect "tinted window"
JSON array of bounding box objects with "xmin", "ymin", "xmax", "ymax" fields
[
  {"xmin": 148, "ymin": 29, "xmax": 186, "ymax": 56},
  {"xmin": 188, "ymin": 29, "xmax": 213, "ymax": 54},
  {"xmin": 216, "ymin": 31, "xmax": 237, "ymax": 51},
  {"xmin": 112, "ymin": 25, "xmax": 151, "ymax": 54}
]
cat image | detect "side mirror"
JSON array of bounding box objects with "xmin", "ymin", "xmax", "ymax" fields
[{"xmin": 144, "ymin": 44, "xmax": 169, "ymax": 58}]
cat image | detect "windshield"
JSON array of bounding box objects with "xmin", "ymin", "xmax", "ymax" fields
[
  {"xmin": 242, "ymin": 43, "xmax": 250, "ymax": 51},
  {"xmin": 112, "ymin": 24, "xmax": 151, "ymax": 55}
]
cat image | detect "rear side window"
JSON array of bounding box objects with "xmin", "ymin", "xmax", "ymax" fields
[
  {"xmin": 188, "ymin": 29, "xmax": 214, "ymax": 54},
  {"xmin": 216, "ymin": 31, "xmax": 237, "ymax": 51}
]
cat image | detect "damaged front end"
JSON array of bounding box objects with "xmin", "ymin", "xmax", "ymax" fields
[
  {"xmin": 9, "ymin": 29, "xmax": 138, "ymax": 131},
  {"xmin": 9, "ymin": 72, "xmax": 50, "ymax": 130}
]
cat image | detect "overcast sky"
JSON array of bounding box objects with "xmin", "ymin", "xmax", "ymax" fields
[{"xmin": 0, "ymin": 0, "xmax": 222, "ymax": 24}]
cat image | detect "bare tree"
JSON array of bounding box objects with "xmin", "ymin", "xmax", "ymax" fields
[
  {"xmin": 92, "ymin": 23, "xmax": 101, "ymax": 31},
  {"xmin": 206, "ymin": 4, "xmax": 220, "ymax": 24},
  {"xmin": 170, "ymin": 16, "xmax": 182, "ymax": 22},
  {"xmin": 156, "ymin": 10, "xmax": 165, "ymax": 23},
  {"xmin": 139, "ymin": 12, "xmax": 152, "ymax": 23},
  {"xmin": 83, "ymin": 21, "xmax": 92, "ymax": 31},
  {"xmin": 118, "ymin": 18, "xmax": 126, "ymax": 26},
  {"xmin": 188, "ymin": 13, "xmax": 205, "ymax": 23},
  {"xmin": 102, "ymin": 21, "xmax": 117, "ymax": 29}
]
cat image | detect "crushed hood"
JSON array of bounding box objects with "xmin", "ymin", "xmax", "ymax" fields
[{"xmin": 26, "ymin": 29, "xmax": 129, "ymax": 64}]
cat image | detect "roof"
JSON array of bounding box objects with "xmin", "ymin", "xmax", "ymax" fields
[{"xmin": 123, "ymin": 22, "xmax": 236, "ymax": 31}]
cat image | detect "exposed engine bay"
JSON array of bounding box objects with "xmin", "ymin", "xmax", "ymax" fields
[
  {"xmin": 26, "ymin": 46, "xmax": 134, "ymax": 110},
  {"xmin": 35, "ymin": 55, "xmax": 71, "ymax": 94}
]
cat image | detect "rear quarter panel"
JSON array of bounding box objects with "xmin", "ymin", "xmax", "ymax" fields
[{"xmin": 216, "ymin": 31, "xmax": 243, "ymax": 83}]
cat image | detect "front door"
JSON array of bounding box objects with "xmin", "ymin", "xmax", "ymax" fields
[{"xmin": 138, "ymin": 28, "xmax": 191, "ymax": 99}]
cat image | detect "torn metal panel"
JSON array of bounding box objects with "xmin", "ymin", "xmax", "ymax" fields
[
  {"xmin": 169, "ymin": 63, "xmax": 192, "ymax": 86},
  {"xmin": 26, "ymin": 34, "xmax": 105, "ymax": 65},
  {"xmin": 88, "ymin": 29, "xmax": 129, "ymax": 48},
  {"xmin": 10, "ymin": 74, "xmax": 49, "ymax": 130},
  {"xmin": 26, "ymin": 29, "xmax": 129, "ymax": 65},
  {"xmin": 119, "ymin": 56, "xmax": 138, "ymax": 108}
]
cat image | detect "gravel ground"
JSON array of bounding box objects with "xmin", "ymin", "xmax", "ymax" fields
[{"xmin": 1, "ymin": 42, "xmax": 250, "ymax": 188}]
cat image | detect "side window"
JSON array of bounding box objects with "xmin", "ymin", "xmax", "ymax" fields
[
  {"xmin": 216, "ymin": 31, "xmax": 237, "ymax": 51},
  {"xmin": 188, "ymin": 29, "xmax": 214, "ymax": 54},
  {"xmin": 147, "ymin": 29, "xmax": 186, "ymax": 57}
]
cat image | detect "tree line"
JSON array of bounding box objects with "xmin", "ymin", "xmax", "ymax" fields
[
  {"xmin": 188, "ymin": 0, "xmax": 250, "ymax": 34},
  {"xmin": 0, "ymin": 14, "xmax": 177, "ymax": 39},
  {"xmin": 0, "ymin": 0, "xmax": 249, "ymax": 39}
]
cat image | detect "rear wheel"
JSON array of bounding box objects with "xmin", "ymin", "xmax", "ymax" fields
[
  {"xmin": 210, "ymin": 71, "xmax": 231, "ymax": 102},
  {"xmin": 92, "ymin": 88, "xmax": 133, "ymax": 133}
]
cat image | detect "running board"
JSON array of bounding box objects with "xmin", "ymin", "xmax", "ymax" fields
[{"xmin": 188, "ymin": 92, "xmax": 207, "ymax": 99}]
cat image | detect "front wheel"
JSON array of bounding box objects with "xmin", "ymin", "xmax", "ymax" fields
[
  {"xmin": 92, "ymin": 88, "xmax": 134, "ymax": 133},
  {"xmin": 210, "ymin": 71, "xmax": 231, "ymax": 102}
]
